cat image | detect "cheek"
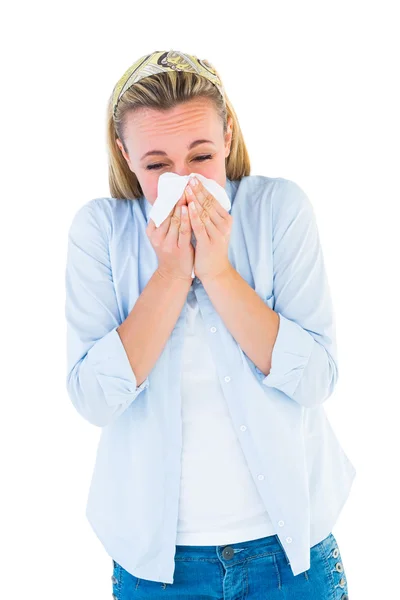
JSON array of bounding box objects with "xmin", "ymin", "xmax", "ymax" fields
[
  {"xmin": 198, "ymin": 164, "xmax": 226, "ymax": 188},
  {"xmin": 139, "ymin": 173, "xmax": 159, "ymax": 203}
]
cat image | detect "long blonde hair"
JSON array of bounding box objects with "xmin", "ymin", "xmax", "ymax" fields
[{"xmin": 106, "ymin": 69, "xmax": 251, "ymax": 200}]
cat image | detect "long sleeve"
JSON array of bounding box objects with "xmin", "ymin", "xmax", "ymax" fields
[
  {"xmin": 258, "ymin": 180, "xmax": 338, "ymax": 408},
  {"xmin": 65, "ymin": 200, "xmax": 149, "ymax": 427}
]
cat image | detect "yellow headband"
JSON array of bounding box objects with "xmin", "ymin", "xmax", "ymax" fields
[{"xmin": 112, "ymin": 49, "xmax": 226, "ymax": 118}]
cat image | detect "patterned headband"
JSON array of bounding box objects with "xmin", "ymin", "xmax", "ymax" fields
[{"xmin": 112, "ymin": 49, "xmax": 226, "ymax": 118}]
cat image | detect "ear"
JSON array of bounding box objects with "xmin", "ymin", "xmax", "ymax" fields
[
  {"xmin": 116, "ymin": 138, "xmax": 132, "ymax": 169},
  {"xmin": 225, "ymin": 116, "xmax": 233, "ymax": 157}
]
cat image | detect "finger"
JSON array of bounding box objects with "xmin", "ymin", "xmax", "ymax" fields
[
  {"xmin": 147, "ymin": 206, "xmax": 171, "ymax": 238},
  {"xmin": 178, "ymin": 204, "xmax": 191, "ymax": 247},
  {"xmin": 192, "ymin": 179, "xmax": 229, "ymax": 219},
  {"xmin": 187, "ymin": 185, "xmax": 225, "ymax": 239},
  {"xmin": 188, "ymin": 195, "xmax": 211, "ymax": 241},
  {"xmin": 203, "ymin": 194, "xmax": 226, "ymax": 226},
  {"xmin": 167, "ymin": 193, "xmax": 187, "ymax": 242},
  {"xmin": 149, "ymin": 193, "xmax": 183, "ymax": 241},
  {"xmin": 164, "ymin": 190, "xmax": 187, "ymax": 226},
  {"xmin": 166, "ymin": 201, "xmax": 187, "ymax": 244},
  {"xmin": 192, "ymin": 191, "xmax": 231, "ymax": 244},
  {"xmin": 146, "ymin": 218, "xmax": 156, "ymax": 236}
]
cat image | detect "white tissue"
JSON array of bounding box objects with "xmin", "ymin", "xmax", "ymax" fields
[{"xmin": 148, "ymin": 172, "xmax": 231, "ymax": 278}]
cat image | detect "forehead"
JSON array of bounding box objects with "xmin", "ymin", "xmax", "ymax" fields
[{"xmin": 124, "ymin": 97, "xmax": 219, "ymax": 137}]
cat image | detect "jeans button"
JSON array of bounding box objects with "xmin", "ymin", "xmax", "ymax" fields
[
  {"xmin": 111, "ymin": 575, "xmax": 118, "ymax": 584},
  {"xmin": 339, "ymin": 577, "xmax": 346, "ymax": 587},
  {"xmin": 222, "ymin": 546, "xmax": 234, "ymax": 559},
  {"xmin": 341, "ymin": 596, "xmax": 349, "ymax": 600},
  {"xmin": 332, "ymin": 547, "xmax": 339, "ymax": 558},
  {"xmin": 336, "ymin": 562, "xmax": 344, "ymax": 573}
]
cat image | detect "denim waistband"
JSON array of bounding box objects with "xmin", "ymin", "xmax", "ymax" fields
[{"xmin": 175, "ymin": 532, "xmax": 333, "ymax": 567}]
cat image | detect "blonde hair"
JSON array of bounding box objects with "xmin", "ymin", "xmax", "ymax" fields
[{"xmin": 106, "ymin": 69, "xmax": 251, "ymax": 200}]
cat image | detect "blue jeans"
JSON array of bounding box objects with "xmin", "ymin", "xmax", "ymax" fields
[{"xmin": 111, "ymin": 531, "xmax": 349, "ymax": 599}]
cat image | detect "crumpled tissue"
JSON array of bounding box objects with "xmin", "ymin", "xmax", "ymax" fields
[{"xmin": 148, "ymin": 172, "xmax": 231, "ymax": 278}]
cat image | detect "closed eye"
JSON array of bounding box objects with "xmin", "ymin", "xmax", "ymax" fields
[{"xmin": 146, "ymin": 155, "xmax": 213, "ymax": 170}]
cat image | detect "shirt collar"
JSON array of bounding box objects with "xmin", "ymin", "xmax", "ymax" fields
[{"xmin": 140, "ymin": 176, "xmax": 236, "ymax": 224}]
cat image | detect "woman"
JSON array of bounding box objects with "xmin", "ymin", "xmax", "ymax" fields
[{"xmin": 65, "ymin": 49, "xmax": 356, "ymax": 599}]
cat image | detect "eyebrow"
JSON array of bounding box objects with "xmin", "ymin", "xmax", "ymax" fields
[{"xmin": 140, "ymin": 139, "xmax": 215, "ymax": 161}]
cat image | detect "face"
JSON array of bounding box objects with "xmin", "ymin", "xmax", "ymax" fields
[{"xmin": 116, "ymin": 97, "xmax": 233, "ymax": 207}]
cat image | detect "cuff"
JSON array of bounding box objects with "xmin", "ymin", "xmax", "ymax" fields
[
  {"xmin": 87, "ymin": 326, "xmax": 149, "ymax": 406},
  {"xmin": 258, "ymin": 312, "xmax": 314, "ymax": 397}
]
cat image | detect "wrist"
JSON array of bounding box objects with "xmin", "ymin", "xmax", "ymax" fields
[
  {"xmin": 198, "ymin": 264, "xmax": 234, "ymax": 285},
  {"xmin": 156, "ymin": 268, "xmax": 193, "ymax": 285}
]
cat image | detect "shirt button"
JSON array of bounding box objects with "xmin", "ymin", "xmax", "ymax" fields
[
  {"xmin": 240, "ymin": 425, "xmax": 247, "ymax": 431},
  {"xmin": 224, "ymin": 376, "xmax": 231, "ymax": 382},
  {"xmin": 286, "ymin": 537, "xmax": 292, "ymax": 543},
  {"xmin": 195, "ymin": 278, "xmax": 201, "ymax": 283},
  {"xmin": 210, "ymin": 327, "xmax": 217, "ymax": 333},
  {"xmin": 257, "ymin": 474, "xmax": 264, "ymax": 480},
  {"xmin": 278, "ymin": 520, "xmax": 284, "ymax": 527}
]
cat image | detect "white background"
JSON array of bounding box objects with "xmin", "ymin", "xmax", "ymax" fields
[{"xmin": 1, "ymin": 1, "xmax": 399, "ymax": 598}]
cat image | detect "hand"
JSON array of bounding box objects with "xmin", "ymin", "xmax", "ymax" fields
[
  {"xmin": 184, "ymin": 176, "xmax": 233, "ymax": 281},
  {"xmin": 146, "ymin": 192, "xmax": 194, "ymax": 281}
]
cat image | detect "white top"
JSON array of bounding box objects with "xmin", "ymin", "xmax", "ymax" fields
[{"xmin": 176, "ymin": 286, "xmax": 277, "ymax": 544}]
